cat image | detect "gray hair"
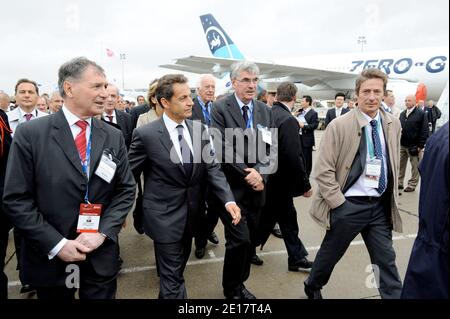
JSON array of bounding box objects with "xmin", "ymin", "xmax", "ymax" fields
[
  {"xmin": 230, "ymin": 61, "xmax": 260, "ymax": 80},
  {"xmin": 58, "ymin": 57, "xmax": 105, "ymax": 98},
  {"xmin": 196, "ymin": 74, "xmax": 216, "ymax": 88},
  {"xmin": 108, "ymin": 83, "xmax": 120, "ymax": 95}
]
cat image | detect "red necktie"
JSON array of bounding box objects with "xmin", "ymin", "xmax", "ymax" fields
[
  {"xmin": 24, "ymin": 114, "xmax": 32, "ymax": 121},
  {"xmin": 75, "ymin": 120, "xmax": 88, "ymax": 162},
  {"xmin": 107, "ymin": 115, "xmax": 113, "ymax": 122}
]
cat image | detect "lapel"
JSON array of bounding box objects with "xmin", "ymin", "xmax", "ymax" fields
[
  {"xmin": 157, "ymin": 117, "xmax": 187, "ymax": 179},
  {"xmin": 252, "ymin": 100, "xmax": 261, "ymax": 128},
  {"xmin": 51, "ymin": 111, "xmax": 85, "ymax": 179},
  {"xmin": 192, "ymin": 98, "xmax": 206, "ymax": 124},
  {"xmin": 186, "ymin": 120, "xmax": 198, "ymax": 179},
  {"xmin": 379, "ymin": 109, "xmax": 393, "ymax": 177},
  {"xmin": 115, "ymin": 110, "xmax": 123, "ymax": 128},
  {"xmin": 89, "ymin": 118, "xmax": 107, "ymax": 178},
  {"xmin": 228, "ymin": 95, "xmax": 247, "ymax": 129}
]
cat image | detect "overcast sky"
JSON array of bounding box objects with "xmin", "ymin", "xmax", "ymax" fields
[{"xmin": 1, "ymin": 0, "xmax": 448, "ymax": 95}]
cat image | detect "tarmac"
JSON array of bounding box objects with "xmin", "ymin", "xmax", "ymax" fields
[{"xmin": 4, "ymin": 129, "xmax": 421, "ymax": 299}]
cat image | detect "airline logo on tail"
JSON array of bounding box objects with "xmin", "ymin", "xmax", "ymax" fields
[{"xmin": 200, "ymin": 14, "xmax": 245, "ymax": 60}]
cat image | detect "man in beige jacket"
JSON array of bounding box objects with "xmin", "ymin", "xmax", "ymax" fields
[{"xmin": 304, "ymin": 69, "xmax": 403, "ymax": 299}]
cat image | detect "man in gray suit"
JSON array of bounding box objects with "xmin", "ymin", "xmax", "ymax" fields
[
  {"xmin": 128, "ymin": 74, "xmax": 241, "ymax": 299},
  {"xmin": 3, "ymin": 57, "xmax": 136, "ymax": 299},
  {"xmin": 211, "ymin": 61, "xmax": 277, "ymax": 299}
]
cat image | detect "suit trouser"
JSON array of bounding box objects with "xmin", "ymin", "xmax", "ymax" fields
[
  {"xmin": 276, "ymin": 196, "xmax": 308, "ymax": 265},
  {"xmin": 35, "ymin": 260, "xmax": 118, "ymax": 299},
  {"xmin": 154, "ymin": 232, "xmax": 192, "ymax": 299},
  {"xmin": 399, "ymin": 146, "xmax": 420, "ymax": 188},
  {"xmin": 218, "ymin": 204, "xmax": 259, "ymax": 296},
  {"xmin": 302, "ymin": 146, "xmax": 313, "ymax": 177},
  {"xmin": 195, "ymin": 195, "xmax": 221, "ymax": 249},
  {"xmin": 306, "ymin": 196, "xmax": 402, "ymax": 299},
  {"xmin": 0, "ymin": 218, "xmax": 10, "ymax": 300}
]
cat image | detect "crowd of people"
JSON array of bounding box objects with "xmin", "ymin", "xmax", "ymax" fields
[{"xmin": 0, "ymin": 57, "xmax": 448, "ymax": 300}]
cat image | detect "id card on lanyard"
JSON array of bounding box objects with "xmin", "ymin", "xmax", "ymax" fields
[
  {"xmin": 363, "ymin": 121, "xmax": 382, "ymax": 189},
  {"xmin": 76, "ymin": 132, "xmax": 103, "ymax": 233}
]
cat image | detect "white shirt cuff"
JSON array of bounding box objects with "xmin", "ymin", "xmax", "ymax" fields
[
  {"xmin": 48, "ymin": 238, "xmax": 68, "ymax": 260},
  {"xmin": 225, "ymin": 201, "xmax": 236, "ymax": 208}
]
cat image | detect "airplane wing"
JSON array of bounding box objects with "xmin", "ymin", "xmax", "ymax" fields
[{"xmin": 159, "ymin": 55, "xmax": 356, "ymax": 87}]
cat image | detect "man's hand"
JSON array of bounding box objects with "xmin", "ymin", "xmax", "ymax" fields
[
  {"xmin": 252, "ymin": 182, "xmax": 265, "ymax": 192},
  {"xmin": 75, "ymin": 233, "xmax": 106, "ymax": 251},
  {"xmin": 303, "ymin": 188, "xmax": 313, "ymax": 197},
  {"xmin": 57, "ymin": 240, "xmax": 91, "ymax": 262},
  {"xmin": 225, "ymin": 203, "xmax": 241, "ymax": 225},
  {"xmin": 244, "ymin": 168, "xmax": 263, "ymax": 187},
  {"xmin": 298, "ymin": 121, "xmax": 305, "ymax": 128}
]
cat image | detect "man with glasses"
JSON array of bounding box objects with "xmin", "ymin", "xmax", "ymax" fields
[{"xmin": 211, "ymin": 61, "xmax": 276, "ymax": 299}]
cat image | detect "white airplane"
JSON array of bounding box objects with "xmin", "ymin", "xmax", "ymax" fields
[{"xmin": 160, "ymin": 13, "xmax": 449, "ymax": 107}]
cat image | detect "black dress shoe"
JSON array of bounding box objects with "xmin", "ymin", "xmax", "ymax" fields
[
  {"xmin": 20, "ymin": 284, "xmax": 36, "ymax": 294},
  {"xmin": 195, "ymin": 247, "xmax": 205, "ymax": 259},
  {"xmin": 304, "ymin": 282, "xmax": 322, "ymax": 299},
  {"xmin": 208, "ymin": 231, "xmax": 219, "ymax": 245},
  {"xmin": 224, "ymin": 288, "xmax": 242, "ymax": 299},
  {"xmin": 271, "ymin": 227, "xmax": 283, "ymax": 239},
  {"xmin": 289, "ymin": 257, "xmax": 313, "ymax": 272},
  {"xmin": 250, "ymin": 254, "xmax": 263, "ymax": 266},
  {"xmin": 240, "ymin": 286, "xmax": 257, "ymax": 299}
]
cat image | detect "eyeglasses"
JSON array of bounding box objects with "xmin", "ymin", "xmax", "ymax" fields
[{"xmin": 236, "ymin": 77, "xmax": 259, "ymax": 84}]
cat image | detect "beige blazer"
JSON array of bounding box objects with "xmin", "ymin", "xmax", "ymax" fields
[
  {"xmin": 309, "ymin": 107, "xmax": 403, "ymax": 232},
  {"xmin": 136, "ymin": 108, "xmax": 158, "ymax": 128}
]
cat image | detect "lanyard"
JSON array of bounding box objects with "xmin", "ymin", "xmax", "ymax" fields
[
  {"xmin": 201, "ymin": 102, "xmax": 211, "ymax": 126},
  {"xmin": 365, "ymin": 119, "xmax": 382, "ymax": 159},
  {"xmin": 245, "ymin": 107, "xmax": 253, "ymax": 129},
  {"xmin": 80, "ymin": 133, "xmax": 92, "ymax": 203}
]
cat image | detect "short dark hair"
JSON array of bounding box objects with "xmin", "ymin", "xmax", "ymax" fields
[
  {"xmin": 156, "ymin": 74, "xmax": 188, "ymax": 107},
  {"xmin": 302, "ymin": 95, "xmax": 312, "ymax": 106},
  {"xmin": 15, "ymin": 78, "xmax": 39, "ymax": 95},
  {"xmin": 58, "ymin": 57, "xmax": 105, "ymax": 98},
  {"xmin": 257, "ymin": 90, "xmax": 267, "ymax": 101},
  {"xmin": 276, "ymin": 81, "xmax": 297, "ymax": 102},
  {"xmin": 335, "ymin": 92, "xmax": 346, "ymax": 100}
]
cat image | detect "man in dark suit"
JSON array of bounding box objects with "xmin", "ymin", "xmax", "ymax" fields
[
  {"xmin": 128, "ymin": 74, "xmax": 240, "ymax": 299},
  {"xmin": 2, "ymin": 57, "xmax": 136, "ymax": 299},
  {"xmin": 211, "ymin": 61, "xmax": 276, "ymax": 299},
  {"xmin": 190, "ymin": 74, "xmax": 220, "ymax": 259},
  {"xmin": 261, "ymin": 82, "xmax": 314, "ymax": 272},
  {"xmin": 0, "ymin": 109, "xmax": 12, "ymax": 299},
  {"xmin": 297, "ymin": 95, "xmax": 318, "ymax": 176},
  {"xmin": 324, "ymin": 92, "xmax": 349, "ymax": 127},
  {"xmin": 103, "ymin": 84, "xmax": 133, "ymax": 149}
]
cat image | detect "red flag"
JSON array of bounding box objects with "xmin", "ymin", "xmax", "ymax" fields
[{"xmin": 106, "ymin": 48, "xmax": 114, "ymax": 58}]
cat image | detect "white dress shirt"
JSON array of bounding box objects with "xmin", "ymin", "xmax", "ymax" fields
[
  {"xmin": 344, "ymin": 111, "xmax": 388, "ymax": 197},
  {"xmin": 163, "ymin": 112, "xmax": 193, "ymax": 164},
  {"xmin": 48, "ymin": 106, "xmax": 93, "ymax": 259},
  {"xmin": 103, "ymin": 110, "xmax": 117, "ymax": 124}
]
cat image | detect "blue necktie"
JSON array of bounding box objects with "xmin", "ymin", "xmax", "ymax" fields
[
  {"xmin": 370, "ymin": 120, "xmax": 386, "ymax": 194},
  {"xmin": 242, "ymin": 105, "xmax": 249, "ymax": 126},
  {"xmin": 204, "ymin": 102, "xmax": 211, "ymax": 127}
]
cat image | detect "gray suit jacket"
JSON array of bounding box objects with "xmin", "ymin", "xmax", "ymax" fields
[
  {"xmin": 128, "ymin": 117, "xmax": 234, "ymax": 243},
  {"xmin": 211, "ymin": 94, "xmax": 276, "ymax": 209},
  {"xmin": 2, "ymin": 111, "xmax": 136, "ymax": 286}
]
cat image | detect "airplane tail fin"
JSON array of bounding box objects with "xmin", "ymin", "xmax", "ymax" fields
[{"xmin": 200, "ymin": 13, "xmax": 245, "ymax": 60}]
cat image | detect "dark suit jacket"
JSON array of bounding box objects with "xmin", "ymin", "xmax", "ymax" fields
[
  {"xmin": 211, "ymin": 94, "xmax": 276, "ymax": 209},
  {"xmin": 130, "ymin": 104, "xmax": 150, "ymax": 128},
  {"xmin": 190, "ymin": 97, "xmax": 210, "ymax": 126},
  {"xmin": 270, "ymin": 102, "xmax": 310, "ymax": 197},
  {"xmin": 0, "ymin": 110, "xmax": 12, "ymax": 232},
  {"xmin": 301, "ymin": 108, "xmax": 319, "ymax": 148},
  {"xmin": 399, "ymin": 108, "xmax": 429, "ymax": 148},
  {"xmin": 325, "ymin": 107, "xmax": 349, "ymax": 127},
  {"xmin": 128, "ymin": 117, "xmax": 234, "ymax": 243},
  {"xmin": 2, "ymin": 111, "xmax": 136, "ymax": 286},
  {"xmin": 114, "ymin": 109, "xmax": 133, "ymax": 149}
]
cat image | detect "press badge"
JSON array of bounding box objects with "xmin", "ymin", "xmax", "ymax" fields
[
  {"xmin": 364, "ymin": 158, "xmax": 382, "ymax": 188},
  {"xmin": 257, "ymin": 124, "xmax": 272, "ymax": 145},
  {"xmin": 76, "ymin": 203, "xmax": 102, "ymax": 233},
  {"xmin": 95, "ymin": 152, "xmax": 117, "ymax": 183}
]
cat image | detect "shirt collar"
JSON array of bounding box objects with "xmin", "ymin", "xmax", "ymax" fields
[
  {"xmin": 163, "ymin": 112, "xmax": 187, "ymax": 133},
  {"xmin": 103, "ymin": 109, "xmax": 116, "ymax": 118},
  {"xmin": 18, "ymin": 106, "xmax": 37, "ymax": 118},
  {"xmin": 197, "ymin": 96, "xmax": 211, "ymax": 109},
  {"xmin": 62, "ymin": 105, "xmax": 92, "ymax": 127},
  {"xmin": 362, "ymin": 110, "xmax": 380, "ymax": 125},
  {"xmin": 234, "ymin": 93, "xmax": 254, "ymax": 111}
]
